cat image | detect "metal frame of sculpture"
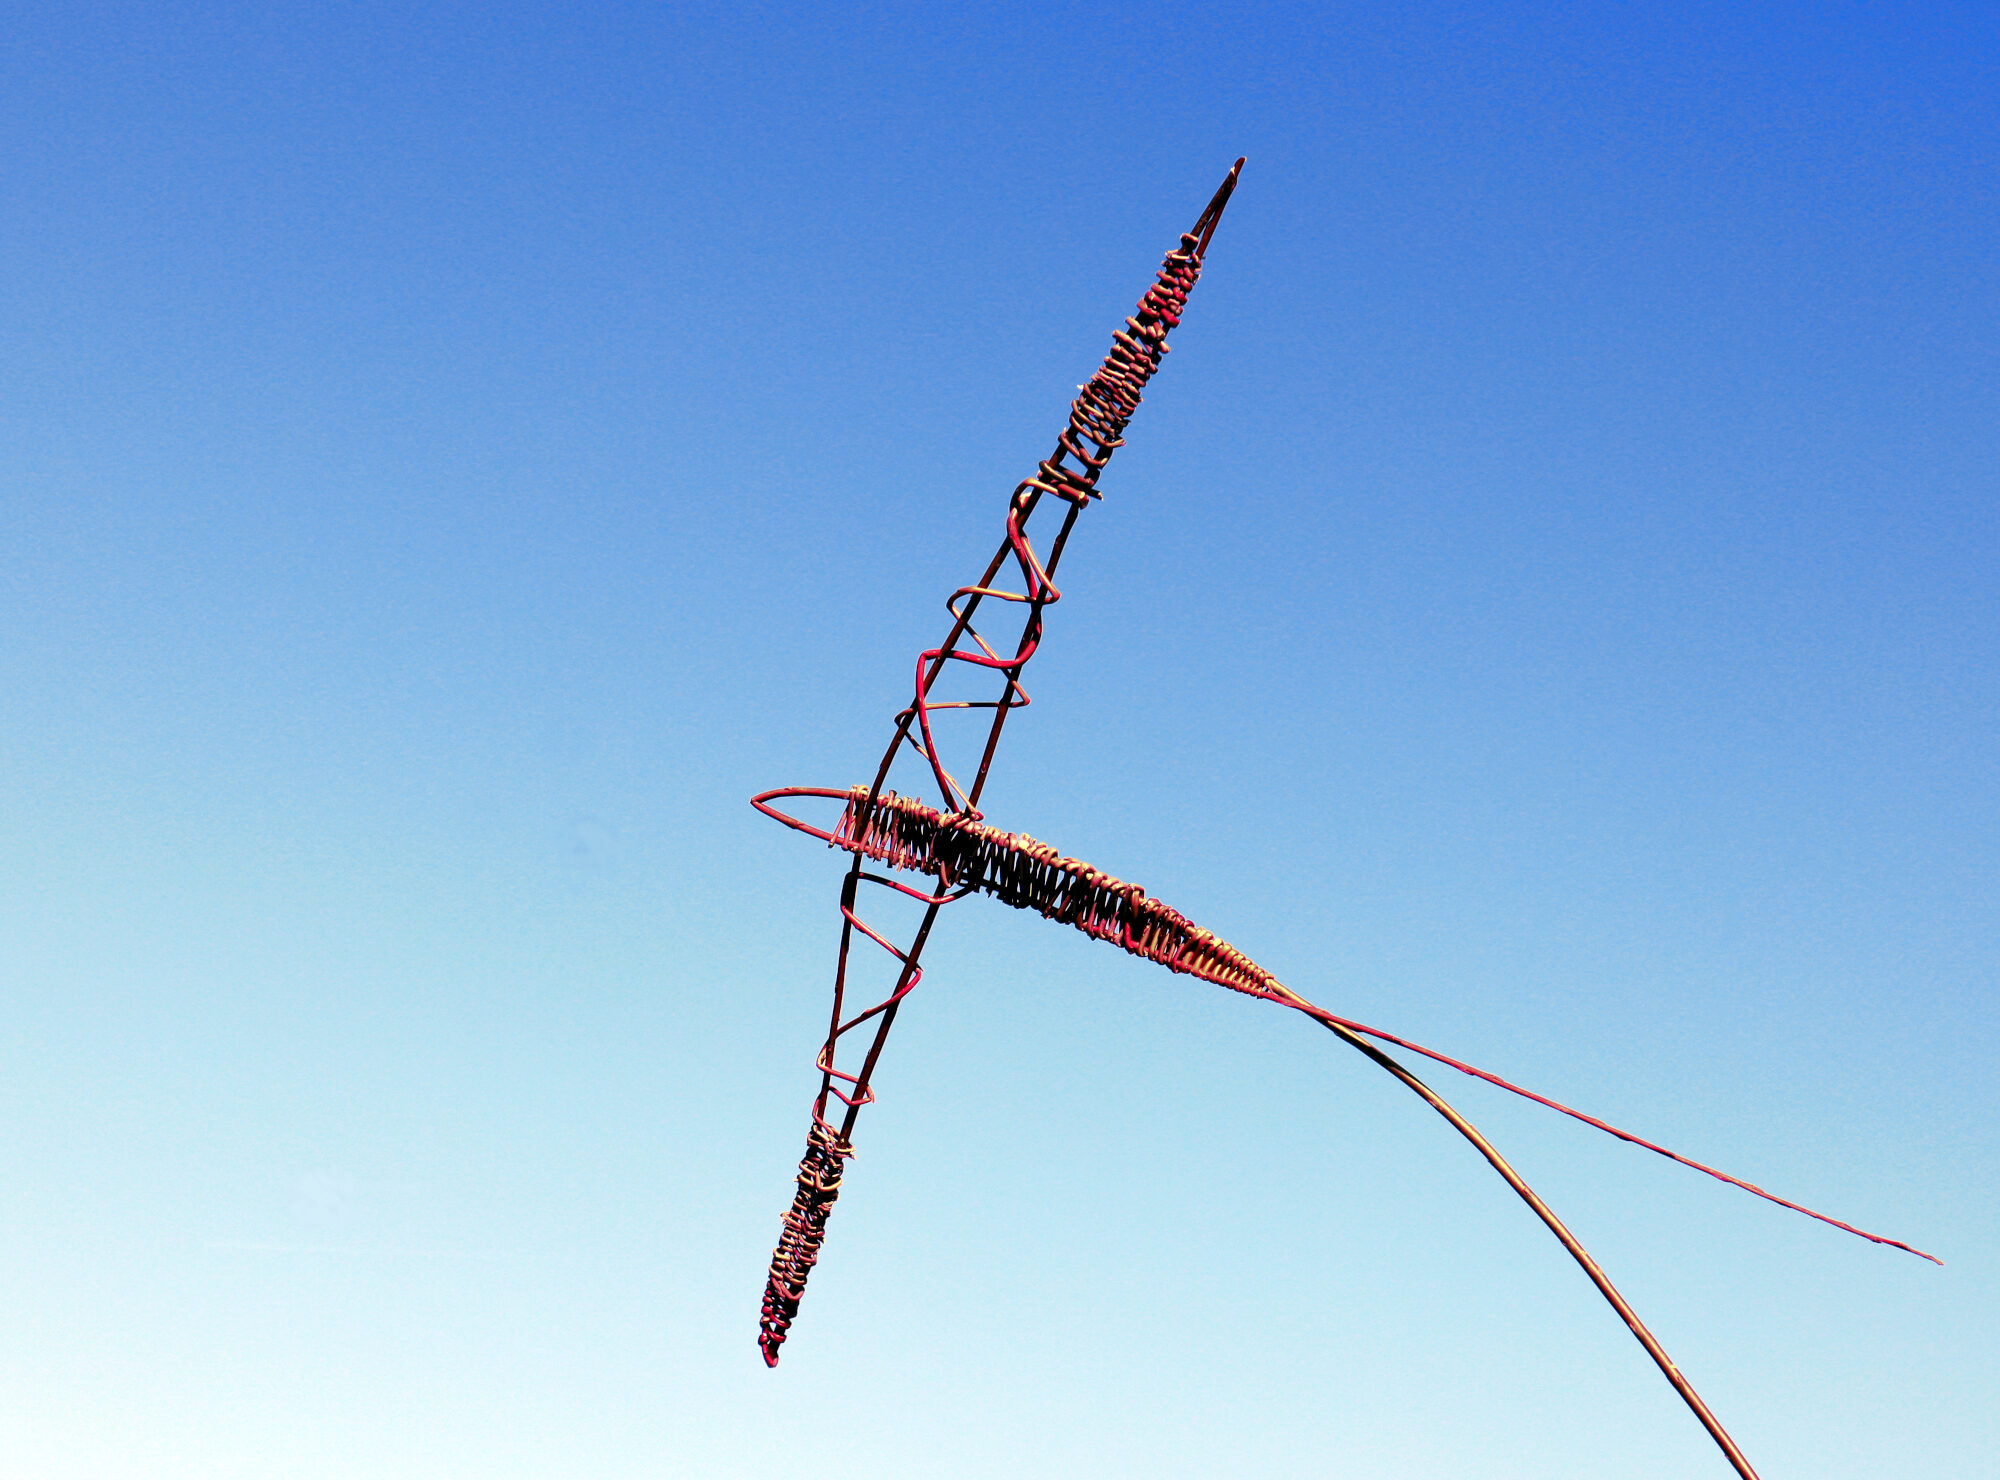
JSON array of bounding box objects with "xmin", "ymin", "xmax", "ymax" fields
[{"xmin": 749, "ymin": 161, "xmax": 1933, "ymax": 1479}]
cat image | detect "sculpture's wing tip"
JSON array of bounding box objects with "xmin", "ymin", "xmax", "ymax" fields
[{"xmin": 1193, "ymin": 158, "xmax": 1246, "ymax": 259}]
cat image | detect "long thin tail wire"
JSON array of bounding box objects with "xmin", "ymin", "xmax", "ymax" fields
[{"xmin": 1268, "ymin": 987, "xmax": 1941, "ymax": 1265}]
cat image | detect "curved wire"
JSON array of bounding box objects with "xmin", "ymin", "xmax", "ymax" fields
[{"xmin": 1316, "ymin": 1019, "xmax": 1764, "ymax": 1480}]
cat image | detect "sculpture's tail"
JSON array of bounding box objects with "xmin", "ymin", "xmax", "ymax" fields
[{"xmin": 758, "ymin": 1121, "xmax": 852, "ymax": 1367}]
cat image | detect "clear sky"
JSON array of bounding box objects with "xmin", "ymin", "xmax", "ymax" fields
[{"xmin": 3, "ymin": 4, "xmax": 1993, "ymax": 1476}]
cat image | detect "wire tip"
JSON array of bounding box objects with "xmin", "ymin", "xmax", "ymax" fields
[{"xmin": 1193, "ymin": 158, "xmax": 1245, "ymax": 259}]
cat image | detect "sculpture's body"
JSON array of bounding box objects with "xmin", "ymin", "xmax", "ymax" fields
[{"xmin": 749, "ymin": 162, "xmax": 1929, "ymax": 1479}]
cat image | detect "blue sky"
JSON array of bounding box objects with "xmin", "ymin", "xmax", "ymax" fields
[{"xmin": 3, "ymin": 3, "xmax": 1993, "ymax": 1475}]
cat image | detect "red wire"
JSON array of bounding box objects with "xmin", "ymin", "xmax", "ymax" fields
[{"xmin": 1276, "ymin": 996, "xmax": 1944, "ymax": 1265}]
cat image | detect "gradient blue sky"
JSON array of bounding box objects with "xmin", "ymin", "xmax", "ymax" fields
[{"xmin": 3, "ymin": 4, "xmax": 1994, "ymax": 1476}]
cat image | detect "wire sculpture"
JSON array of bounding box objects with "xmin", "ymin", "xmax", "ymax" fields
[{"xmin": 749, "ymin": 161, "xmax": 1933, "ymax": 1478}]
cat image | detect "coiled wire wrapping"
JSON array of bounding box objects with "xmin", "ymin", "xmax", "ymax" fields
[
  {"xmin": 757, "ymin": 1120, "xmax": 854, "ymax": 1358},
  {"xmin": 1033, "ymin": 235, "xmax": 1200, "ymax": 508},
  {"xmin": 833, "ymin": 786, "xmax": 1278, "ymax": 999}
]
